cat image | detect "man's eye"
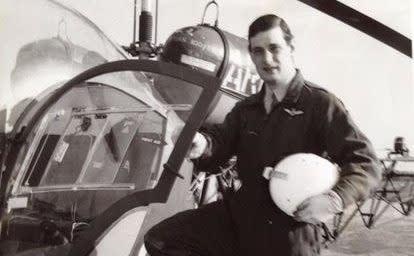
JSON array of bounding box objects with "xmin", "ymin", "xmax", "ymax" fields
[
  {"xmin": 269, "ymin": 46, "xmax": 280, "ymax": 53},
  {"xmin": 252, "ymin": 48, "xmax": 263, "ymax": 55}
]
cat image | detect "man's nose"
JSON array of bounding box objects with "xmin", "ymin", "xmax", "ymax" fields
[{"xmin": 262, "ymin": 50, "xmax": 274, "ymax": 65}]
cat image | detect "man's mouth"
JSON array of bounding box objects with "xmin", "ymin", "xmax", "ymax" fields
[{"xmin": 263, "ymin": 66, "xmax": 278, "ymax": 72}]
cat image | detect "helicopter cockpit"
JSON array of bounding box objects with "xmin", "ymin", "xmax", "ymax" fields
[{"xmin": 0, "ymin": 0, "xmax": 222, "ymax": 255}]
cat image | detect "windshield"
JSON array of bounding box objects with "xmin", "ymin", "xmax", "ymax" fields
[
  {"xmin": 9, "ymin": 80, "xmax": 165, "ymax": 209},
  {"xmin": 1, "ymin": 65, "xmax": 209, "ymax": 255},
  {"xmin": 22, "ymin": 105, "xmax": 165, "ymax": 193},
  {"xmin": 8, "ymin": 67, "xmax": 195, "ymax": 200}
]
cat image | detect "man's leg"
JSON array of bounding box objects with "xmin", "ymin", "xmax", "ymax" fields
[
  {"xmin": 232, "ymin": 194, "xmax": 322, "ymax": 256},
  {"xmin": 288, "ymin": 222, "xmax": 322, "ymax": 256},
  {"xmin": 144, "ymin": 200, "xmax": 239, "ymax": 256}
]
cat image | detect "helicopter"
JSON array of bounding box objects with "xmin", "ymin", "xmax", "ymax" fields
[{"xmin": 0, "ymin": 0, "xmax": 261, "ymax": 255}]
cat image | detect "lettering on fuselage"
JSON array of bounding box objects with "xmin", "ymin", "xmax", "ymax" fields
[
  {"xmin": 173, "ymin": 35, "xmax": 208, "ymax": 52},
  {"xmin": 190, "ymin": 39, "xmax": 208, "ymax": 52},
  {"xmin": 222, "ymin": 64, "xmax": 263, "ymax": 95}
]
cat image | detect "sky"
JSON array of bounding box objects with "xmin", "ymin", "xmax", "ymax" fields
[{"xmin": 57, "ymin": 0, "xmax": 412, "ymax": 46}]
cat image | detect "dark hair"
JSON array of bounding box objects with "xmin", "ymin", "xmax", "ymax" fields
[{"xmin": 248, "ymin": 14, "xmax": 294, "ymax": 50}]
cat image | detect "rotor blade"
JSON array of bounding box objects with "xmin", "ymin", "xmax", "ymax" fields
[{"xmin": 298, "ymin": 0, "xmax": 412, "ymax": 58}]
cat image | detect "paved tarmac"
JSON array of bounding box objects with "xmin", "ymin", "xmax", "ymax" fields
[{"xmin": 323, "ymin": 200, "xmax": 414, "ymax": 256}]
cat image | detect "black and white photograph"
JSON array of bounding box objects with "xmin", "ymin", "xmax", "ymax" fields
[{"xmin": 0, "ymin": 0, "xmax": 412, "ymax": 255}]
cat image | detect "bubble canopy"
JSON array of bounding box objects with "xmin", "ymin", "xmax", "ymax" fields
[{"xmin": 1, "ymin": 57, "xmax": 222, "ymax": 255}]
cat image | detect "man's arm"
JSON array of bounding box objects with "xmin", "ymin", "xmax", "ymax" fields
[
  {"xmin": 193, "ymin": 103, "xmax": 242, "ymax": 173},
  {"xmin": 295, "ymin": 92, "xmax": 381, "ymax": 224},
  {"xmin": 323, "ymin": 94, "xmax": 382, "ymax": 207}
]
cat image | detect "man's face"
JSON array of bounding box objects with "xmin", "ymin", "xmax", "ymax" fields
[{"xmin": 249, "ymin": 27, "xmax": 295, "ymax": 86}]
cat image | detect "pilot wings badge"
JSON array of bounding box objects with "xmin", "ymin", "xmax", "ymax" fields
[{"xmin": 283, "ymin": 108, "xmax": 304, "ymax": 117}]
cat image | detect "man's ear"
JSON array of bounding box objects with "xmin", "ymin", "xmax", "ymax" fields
[
  {"xmin": 290, "ymin": 45, "xmax": 295, "ymax": 52},
  {"xmin": 289, "ymin": 39, "xmax": 295, "ymax": 52},
  {"xmin": 288, "ymin": 39, "xmax": 296, "ymax": 65}
]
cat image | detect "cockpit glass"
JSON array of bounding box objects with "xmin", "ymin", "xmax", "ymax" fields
[
  {"xmin": 13, "ymin": 69, "xmax": 194, "ymax": 197},
  {"xmin": 11, "ymin": 78, "xmax": 168, "ymax": 212},
  {"xmin": 2, "ymin": 67, "xmax": 205, "ymax": 255},
  {"xmin": 23, "ymin": 107, "xmax": 164, "ymax": 192}
]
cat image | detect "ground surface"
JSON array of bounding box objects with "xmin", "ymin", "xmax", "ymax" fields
[{"xmin": 323, "ymin": 199, "xmax": 414, "ymax": 256}]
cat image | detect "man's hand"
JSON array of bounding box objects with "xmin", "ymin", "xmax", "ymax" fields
[
  {"xmin": 188, "ymin": 132, "xmax": 208, "ymax": 159},
  {"xmin": 171, "ymin": 126, "xmax": 207, "ymax": 159},
  {"xmin": 293, "ymin": 191, "xmax": 343, "ymax": 225}
]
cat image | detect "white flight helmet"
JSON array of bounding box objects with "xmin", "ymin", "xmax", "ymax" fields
[{"xmin": 263, "ymin": 153, "xmax": 339, "ymax": 216}]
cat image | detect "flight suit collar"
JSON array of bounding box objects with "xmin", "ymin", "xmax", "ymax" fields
[{"xmin": 243, "ymin": 69, "xmax": 304, "ymax": 107}]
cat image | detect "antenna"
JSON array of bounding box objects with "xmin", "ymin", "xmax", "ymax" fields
[
  {"xmin": 139, "ymin": 0, "xmax": 153, "ymax": 43},
  {"xmin": 132, "ymin": 0, "xmax": 137, "ymax": 44},
  {"xmin": 154, "ymin": 0, "xmax": 159, "ymax": 46},
  {"xmin": 123, "ymin": 0, "xmax": 160, "ymax": 58}
]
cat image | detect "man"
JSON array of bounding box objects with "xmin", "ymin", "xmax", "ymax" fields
[{"xmin": 145, "ymin": 14, "xmax": 381, "ymax": 256}]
